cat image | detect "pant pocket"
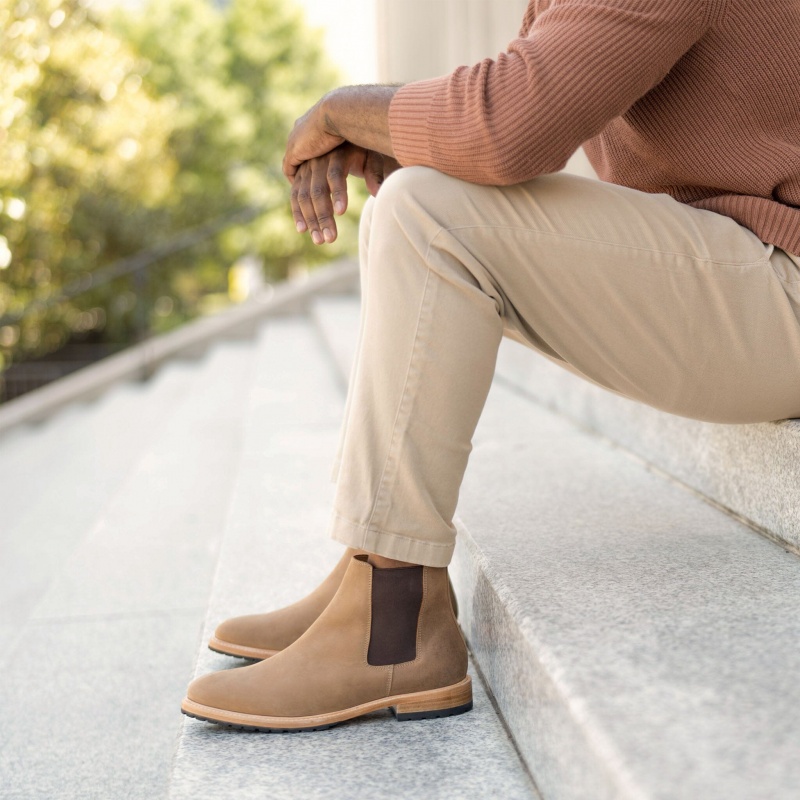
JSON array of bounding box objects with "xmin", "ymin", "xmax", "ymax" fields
[{"xmin": 769, "ymin": 245, "xmax": 800, "ymax": 283}]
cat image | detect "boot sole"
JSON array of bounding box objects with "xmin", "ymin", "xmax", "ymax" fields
[
  {"xmin": 208, "ymin": 636, "xmax": 278, "ymax": 661},
  {"xmin": 181, "ymin": 675, "xmax": 473, "ymax": 732}
]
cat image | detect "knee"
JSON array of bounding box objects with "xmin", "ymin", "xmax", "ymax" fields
[{"xmin": 372, "ymin": 166, "xmax": 465, "ymax": 228}]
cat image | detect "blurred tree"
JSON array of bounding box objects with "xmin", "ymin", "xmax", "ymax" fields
[
  {"xmin": 110, "ymin": 0, "xmax": 358, "ymax": 308},
  {"xmin": 0, "ymin": 0, "xmax": 360, "ymax": 381},
  {"xmin": 0, "ymin": 0, "xmax": 178, "ymax": 368}
]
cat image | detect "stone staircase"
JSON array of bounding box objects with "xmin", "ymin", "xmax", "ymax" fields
[{"xmin": 1, "ymin": 261, "xmax": 798, "ymax": 799}]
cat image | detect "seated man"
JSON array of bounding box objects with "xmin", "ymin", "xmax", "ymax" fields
[{"xmin": 182, "ymin": 0, "xmax": 800, "ymax": 731}]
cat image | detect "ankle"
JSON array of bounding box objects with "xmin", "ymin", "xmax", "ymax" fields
[{"xmin": 367, "ymin": 553, "xmax": 420, "ymax": 569}]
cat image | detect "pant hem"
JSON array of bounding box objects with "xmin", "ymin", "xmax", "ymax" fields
[{"xmin": 328, "ymin": 511, "xmax": 454, "ymax": 568}]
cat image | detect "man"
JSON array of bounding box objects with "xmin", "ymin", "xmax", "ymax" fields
[{"xmin": 182, "ymin": 0, "xmax": 800, "ymax": 731}]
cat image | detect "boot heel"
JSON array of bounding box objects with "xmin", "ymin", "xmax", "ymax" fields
[{"xmin": 392, "ymin": 676, "xmax": 473, "ymax": 721}]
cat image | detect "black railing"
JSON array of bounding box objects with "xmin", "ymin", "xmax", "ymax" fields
[{"xmin": 0, "ymin": 202, "xmax": 275, "ymax": 403}]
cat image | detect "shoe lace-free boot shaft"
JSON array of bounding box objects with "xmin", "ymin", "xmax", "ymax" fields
[
  {"xmin": 209, "ymin": 547, "xmax": 459, "ymax": 660},
  {"xmin": 182, "ymin": 554, "xmax": 472, "ymax": 731}
]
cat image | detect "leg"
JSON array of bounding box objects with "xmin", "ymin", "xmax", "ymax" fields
[
  {"xmin": 187, "ymin": 167, "xmax": 800, "ymax": 731},
  {"xmin": 329, "ymin": 166, "xmax": 800, "ymax": 567}
]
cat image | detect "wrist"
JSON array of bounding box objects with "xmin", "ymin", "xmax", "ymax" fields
[
  {"xmin": 316, "ymin": 84, "xmax": 397, "ymax": 157},
  {"xmin": 319, "ymin": 89, "xmax": 345, "ymax": 139}
]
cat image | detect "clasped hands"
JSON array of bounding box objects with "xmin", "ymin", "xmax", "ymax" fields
[{"xmin": 283, "ymin": 94, "xmax": 400, "ymax": 245}]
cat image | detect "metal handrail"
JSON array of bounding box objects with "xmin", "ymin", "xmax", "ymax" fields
[{"xmin": 0, "ymin": 202, "xmax": 275, "ymax": 328}]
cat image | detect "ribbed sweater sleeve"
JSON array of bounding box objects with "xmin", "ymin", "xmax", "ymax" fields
[{"xmin": 389, "ymin": 0, "xmax": 712, "ymax": 185}]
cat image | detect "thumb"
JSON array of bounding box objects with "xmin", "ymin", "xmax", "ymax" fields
[{"xmin": 364, "ymin": 151, "xmax": 385, "ymax": 197}]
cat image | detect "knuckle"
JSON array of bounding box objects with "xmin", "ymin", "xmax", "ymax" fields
[
  {"xmin": 310, "ymin": 185, "xmax": 327, "ymax": 199},
  {"xmin": 297, "ymin": 190, "xmax": 311, "ymax": 203}
]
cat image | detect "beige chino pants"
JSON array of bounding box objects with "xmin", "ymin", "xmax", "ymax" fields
[{"xmin": 327, "ymin": 167, "xmax": 800, "ymax": 567}]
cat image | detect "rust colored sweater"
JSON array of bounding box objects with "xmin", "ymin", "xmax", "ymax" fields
[{"xmin": 388, "ymin": 0, "xmax": 800, "ymax": 256}]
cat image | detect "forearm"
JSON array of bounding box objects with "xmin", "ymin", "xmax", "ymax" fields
[{"xmin": 320, "ymin": 85, "xmax": 399, "ymax": 159}]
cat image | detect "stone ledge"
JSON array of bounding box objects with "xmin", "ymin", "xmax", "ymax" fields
[{"xmin": 451, "ymin": 378, "xmax": 800, "ymax": 800}]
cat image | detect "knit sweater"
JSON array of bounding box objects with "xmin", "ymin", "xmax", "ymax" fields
[{"xmin": 388, "ymin": 0, "xmax": 800, "ymax": 256}]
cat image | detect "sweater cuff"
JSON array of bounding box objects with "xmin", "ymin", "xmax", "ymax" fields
[{"xmin": 388, "ymin": 77, "xmax": 449, "ymax": 168}]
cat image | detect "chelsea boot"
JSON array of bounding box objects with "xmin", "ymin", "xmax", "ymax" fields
[{"xmin": 183, "ymin": 554, "xmax": 472, "ymax": 731}]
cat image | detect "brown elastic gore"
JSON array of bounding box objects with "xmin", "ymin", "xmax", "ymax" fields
[{"xmin": 367, "ymin": 565, "xmax": 424, "ymax": 666}]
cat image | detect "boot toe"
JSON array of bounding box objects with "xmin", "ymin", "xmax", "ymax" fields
[
  {"xmin": 209, "ymin": 614, "xmax": 281, "ymax": 659},
  {"xmin": 186, "ymin": 666, "xmax": 254, "ymax": 714},
  {"xmin": 213, "ymin": 614, "xmax": 252, "ymax": 646}
]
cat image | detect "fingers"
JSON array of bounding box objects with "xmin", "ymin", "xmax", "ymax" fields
[
  {"xmin": 327, "ymin": 152, "xmax": 349, "ymax": 217},
  {"xmin": 290, "ymin": 163, "xmax": 310, "ymax": 234},
  {"xmin": 364, "ymin": 150, "xmax": 385, "ymax": 197},
  {"xmin": 313, "ymin": 159, "xmax": 337, "ymax": 243},
  {"xmin": 363, "ymin": 152, "xmax": 402, "ymax": 197},
  {"xmin": 291, "ymin": 161, "xmax": 325, "ymax": 244},
  {"xmin": 291, "ymin": 146, "xmax": 363, "ymax": 245}
]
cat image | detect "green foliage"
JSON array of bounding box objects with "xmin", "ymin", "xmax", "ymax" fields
[
  {"xmin": 0, "ymin": 0, "xmax": 178, "ymax": 364},
  {"xmin": 0, "ymin": 0, "xmax": 360, "ymax": 377}
]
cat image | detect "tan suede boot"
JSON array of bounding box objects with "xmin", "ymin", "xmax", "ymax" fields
[
  {"xmin": 208, "ymin": 546, "xmax": 460, "ymax": 660},
  {"xmin": 183, "ymin": 554, "xmax": 472, "ymax": 731}
]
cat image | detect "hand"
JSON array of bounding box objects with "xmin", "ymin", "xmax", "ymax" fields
[
  {"xmin": 283, "ymin": 86, "xmax": 398, "ymax": 182},
  {"xmin": 291, "ymin": 144, "xmax": 402, "ymax": 245},
  {"xmin": 283, "ymin": 97, "xmax": 344, "ymax": 182}
]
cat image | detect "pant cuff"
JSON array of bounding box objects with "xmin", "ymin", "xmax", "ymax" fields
[{"xmin": 328, "ymin": 510, "xmax": 455, "ymax": 567}]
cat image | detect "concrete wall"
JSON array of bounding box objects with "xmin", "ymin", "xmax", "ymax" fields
[{"xmin": 376, "ymin": 0, "xmax": 528, "ymax": 83}]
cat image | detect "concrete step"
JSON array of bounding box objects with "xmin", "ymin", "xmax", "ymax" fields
[
  {"xmin": 308, "ymin": 293, "xmax": 362, "ymax": 392},
  {"xmin": 170, "ymin": 315, "xmax": 537, "ymax": 800},
  {"xmin": 309, "ymin": 295, "xmax": 362, "ymax": 384},
  {"xmin": 494, "ymin": 338, "xmax": 800, "ymax": 554},
  {"xmin": 0, "ymin": 363, "xmax": 198, "ymax": 637},
  {"xmin": 0, "ymin": 379, "xmax": 156, "ymax": 534},
  {"xmin": 452, "ymin": 382, "xmax": 800, "ymax": 800},
  {"xmin": 311, "ymin": 294, "xmax": 800, "ymax": 799},
  {"xmin": 0, "ymin": 258, "xmax": 360, "ymax": 437},
  {"xmin": 0, "ymin": 336, "xmax": 263, "ymax": 800}
]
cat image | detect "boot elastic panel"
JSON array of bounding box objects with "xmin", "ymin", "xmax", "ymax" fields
[{"xmin": 367, "ymin": 564, "xmax": 424, "ymax": 666}]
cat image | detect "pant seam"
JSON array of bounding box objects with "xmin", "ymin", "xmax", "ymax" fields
[
  {"xmin": 364, "ymin": 263, "xmax": 436, "ymax": 533},
  {"xmin": 436, "ymin": 223, "xmax": 772, "ymax": 268}
]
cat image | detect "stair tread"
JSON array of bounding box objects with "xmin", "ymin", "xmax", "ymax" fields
[
  {"xmin": 0, "ymin": 365, "xmax": 191, "ymax": 510},
  {"xmin": 30, "ymin": 338, "xmax": 262, "ymax": 621},
  {"xmin": 310, "ymin": 294, "xmax": 362, "ymax": 390},
  {"xmin": 0, "ymin": 361, "xmax": 200, "ymax": 631}
]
